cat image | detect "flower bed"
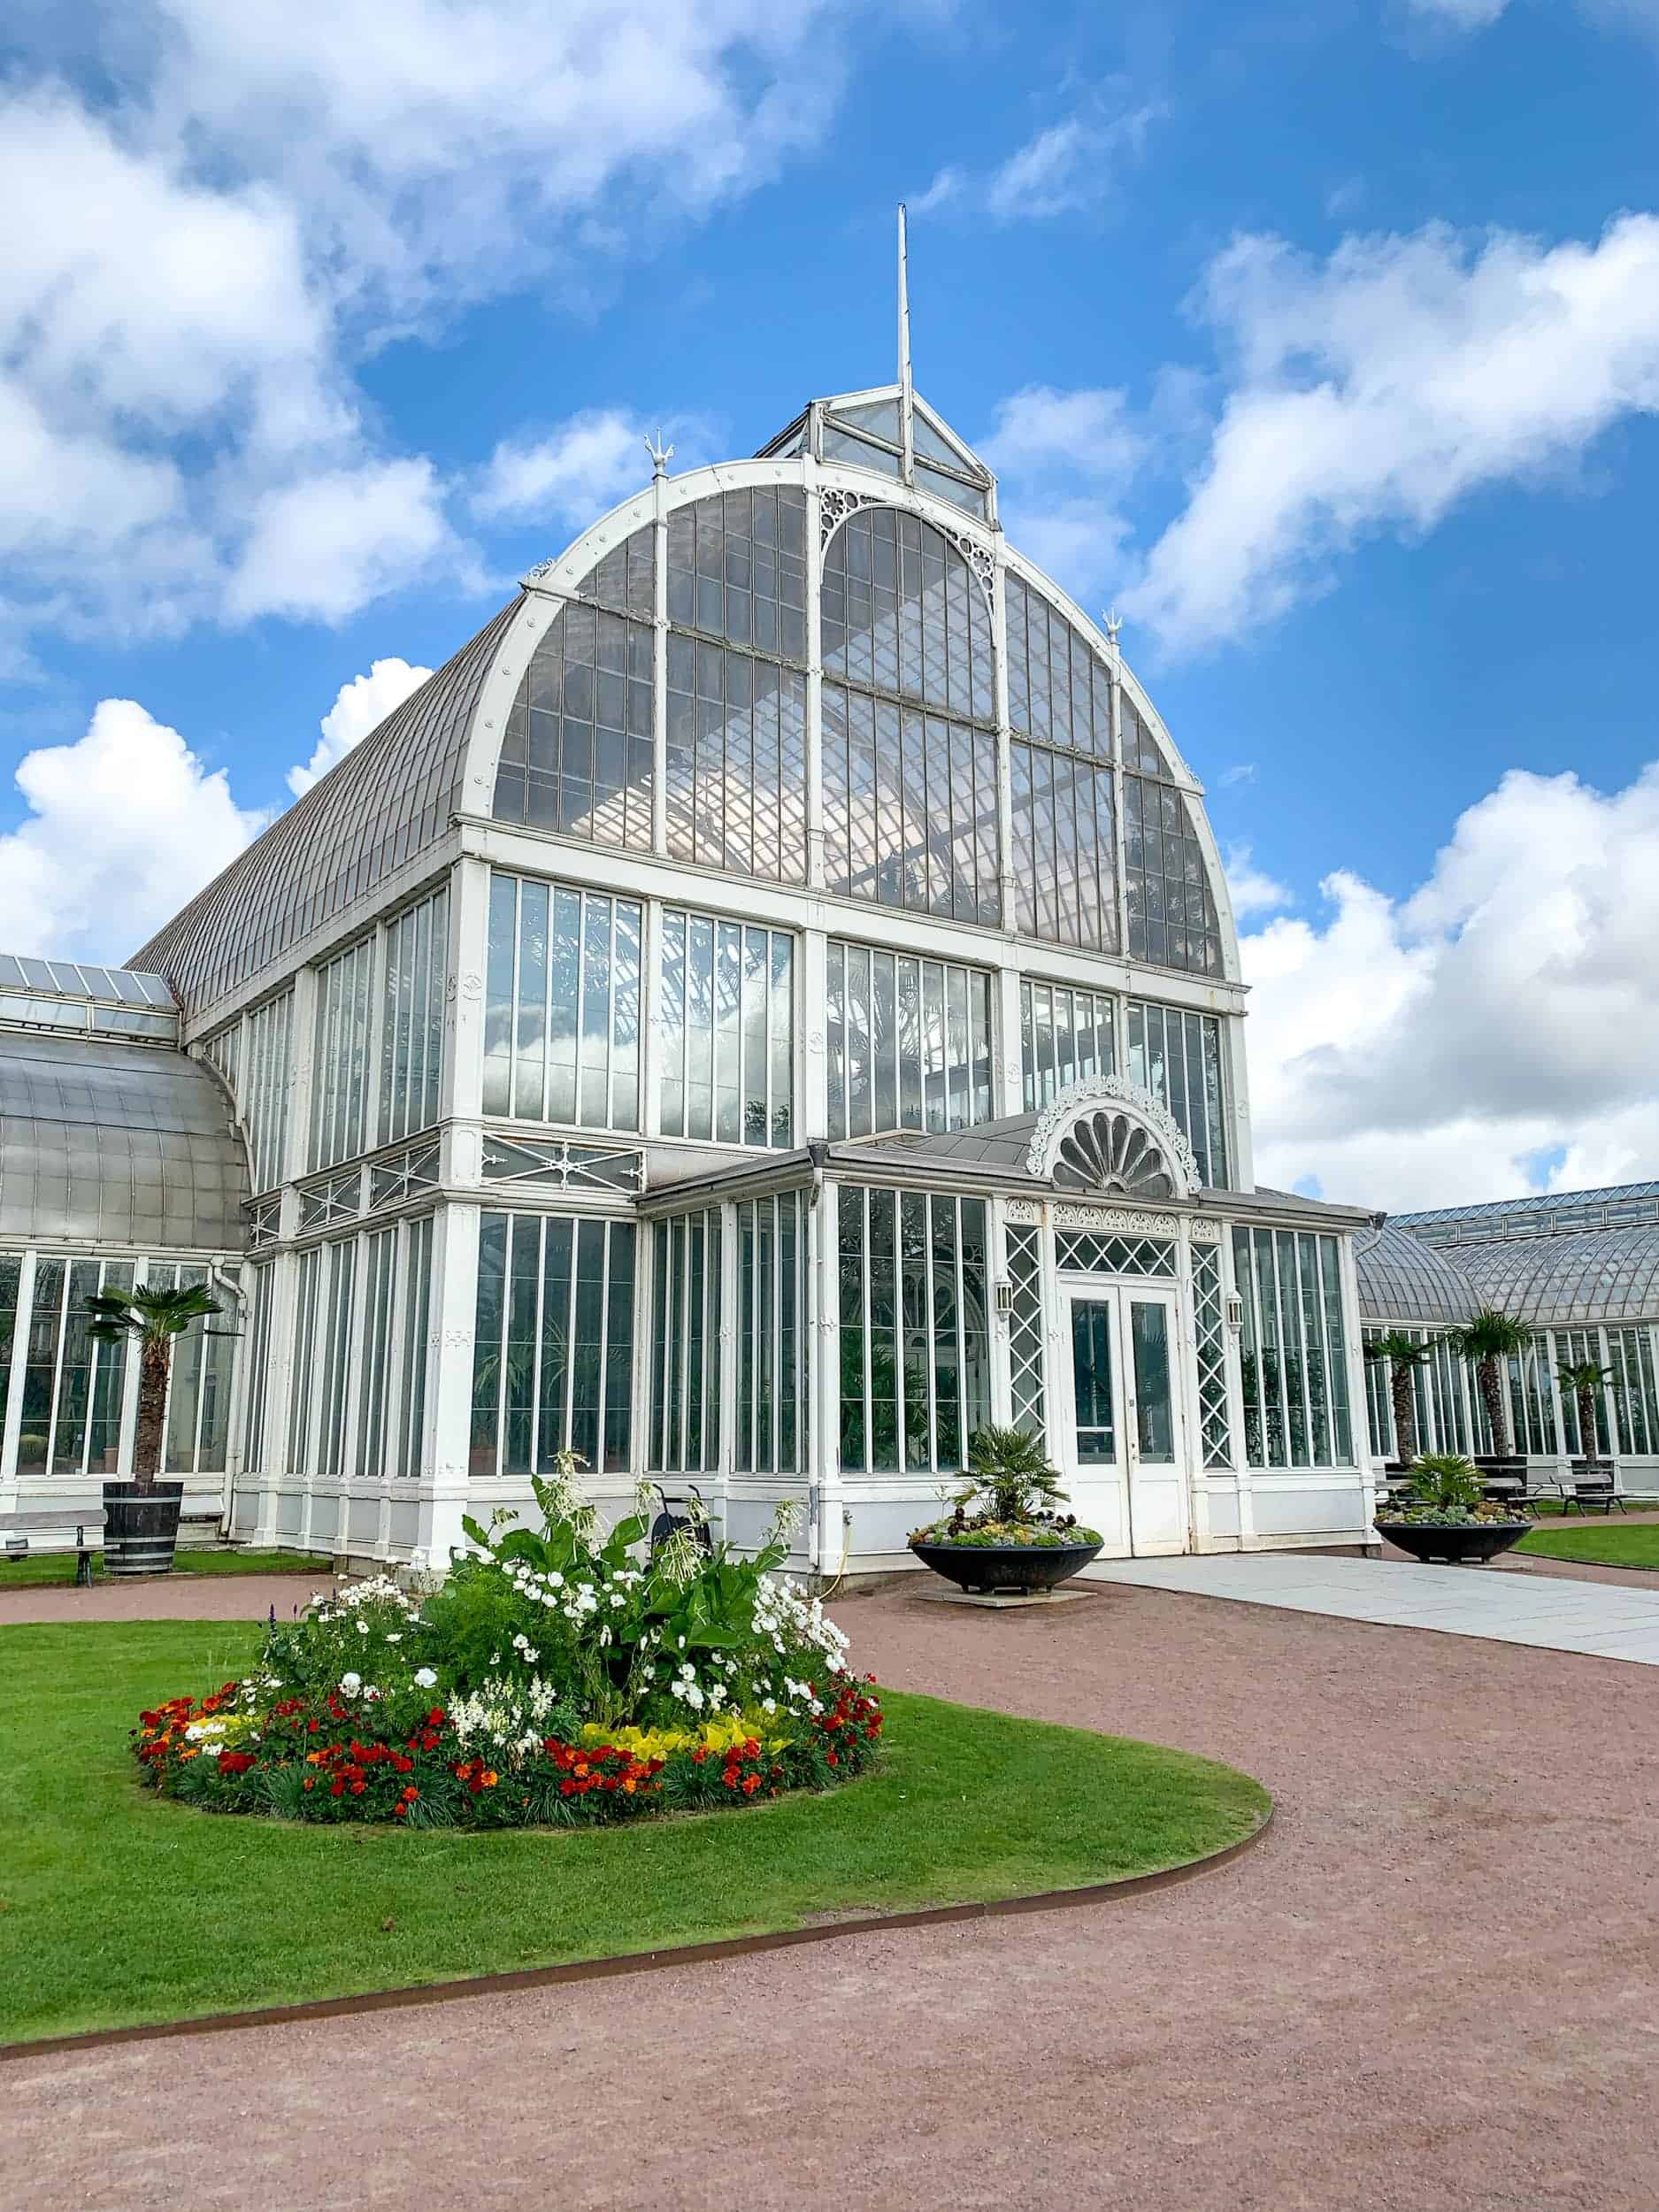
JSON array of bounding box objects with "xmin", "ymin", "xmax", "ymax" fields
[{"xmin": 131, "ymin": 1470, "xmax": 882, "ymax": 1829}]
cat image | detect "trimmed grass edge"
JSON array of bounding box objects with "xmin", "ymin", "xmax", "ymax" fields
[{"xmin": 0, "ymin": 1801, "xmax": 1271, "ymax": 2066}]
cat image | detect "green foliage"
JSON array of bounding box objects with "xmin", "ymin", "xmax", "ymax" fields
[
  {"xmin": 1364, "ymin": 1330, "xmax": 1437, "ymax": 1369},
  {"xmin": 959, "ymin": 1425, "xmax": 1068, "ymax": 1523},
  {"xmin": 1402, "ymin": 1452, "xmax": 1485, "ymax": 1513},
  {"xmin": 1556, "ymin": 1358, "xmax": 1613, "ymax": 1396},
  {"xmin": 85, "ymin": 1284, "xmax": 219, "ymax": 1345},
  {"xmin": 1448, "ymin": 1309, "xmax": 1531, "ymax": 1363}
]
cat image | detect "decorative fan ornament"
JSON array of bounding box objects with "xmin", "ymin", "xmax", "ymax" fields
[
  {"xmin": 1024, "ymin": 1077, "xmax": 1202, "ymax": 1201},
  {"xmin": 1052, "ymin": 1110, "xmax": 1175, "ymax": 1199}
]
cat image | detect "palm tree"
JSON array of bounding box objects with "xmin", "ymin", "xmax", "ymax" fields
[
  {"xmin": 1556, "ymin": 1356, "xmax": 1613, "ymax": 1467},
  {"xmin": 86, "ymin": 1286, "xmax": 220, "ymax": 1487},
  {"xmin": 1363, "ymin": 1332, "xmax": 1436, "ymax": 1466},
  {"xmin": 1448, "ymin": 1308, "xmax": 1531, "ymax": 1460}
]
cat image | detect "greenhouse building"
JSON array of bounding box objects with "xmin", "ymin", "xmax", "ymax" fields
[{"xmin": 19, "ymin": 357, "xmax": 1649, "ymax": 1572}]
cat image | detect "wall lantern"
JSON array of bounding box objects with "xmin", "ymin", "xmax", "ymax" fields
[
  {"xmin": 1225, "ymin": 1293, "xmax": 1245, "ymax": 1333},
  {"xmin": 994, "ymin": 1279, "xmax": 1014, "ymax": 1317}
]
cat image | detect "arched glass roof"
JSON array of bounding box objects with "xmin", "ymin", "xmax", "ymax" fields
[
  {"xmin": 1356, "ymin": 1224, "xmax": 1478, "ymax": 1325},
  {"xmin": 1454, "ymin": 1226, "xmax": 1659, "ymax": 1325},
  {"xmin": 133, "ymin": 598, "xmax": 522, "ymax": 1019},
  {"xmin": 0, "ymin": 1031, "xmax": 249, "ymax": 1250}
]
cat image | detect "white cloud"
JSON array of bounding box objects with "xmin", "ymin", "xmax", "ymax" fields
[
  {"xmin": 288, "ymin": 657, "xmax": 433, "ymax": 796},
  {"xmin": 1405, "ymin": 0, "xmax": 1510, "ymax": 25},
  {"xmin": 473, "ymin": 410, "xmax": 713, "ymax": 526},
  {"xmin": 1129, "ymin": 213, "xmax": 1659, "ymax": 653},
  {"xmin": 0, "ymin": 701, "xmax": 265, "ymax": 962},
  {"xmin": 0, "ymin": 2, "xmax": 867, "ymax": 647},
  {"xmin": 1223, "ymin": 844, "xmax": 1293, "ymax": 918},
  {"xmin": 1241, "ymin": 759, "xmax": 1659, "ymax": 1210},
  {"xmin": 981, "ymin": 385, "xmax": 1144, "ymax": 602},
  {"xmin": 228, "ymin": 460, "xmax": 457, "ymax": 626},
  {"xmin": 913, "ymin": 91, "xmax": 1160, "ymax": 225},
  {"xmin": 1219, "ymin": 763, "xmax": 1258, "ymax": 787}
]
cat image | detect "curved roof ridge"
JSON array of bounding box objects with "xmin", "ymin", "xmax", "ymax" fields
[{"xmin": 132, "ymin": 595, "xmax": 522, "ymax": 1021}]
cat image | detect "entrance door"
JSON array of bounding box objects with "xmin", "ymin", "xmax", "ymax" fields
[{"xmin": 1064, "ymin": 1286, "xmax": 1187, "ymax": 1555}]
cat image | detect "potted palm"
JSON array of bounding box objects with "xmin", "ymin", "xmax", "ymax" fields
[
  {"xmin": 87, "ymin": 1284, "xmax": 221, "ymax": 1577},
  {"xmin": 1556, "ymin": 1355, "xmax": 1615, "ymax": 1484},
  {"xmin": 910, "ymin": 1425, "xmax": 1102, "ymax": 1595},
  {"xmin": 1363, "ymin": 1331, "xmax": 1435, "ymax": 1467},
  {"xmin": 1373, "ymin": 1452, "xmax": 1530, "ymax": 1565}
]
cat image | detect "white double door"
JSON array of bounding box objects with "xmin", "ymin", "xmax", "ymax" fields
[{"xmin": 1060, "ymin": 1279, "xmax": 1189, "ymax": 1556}]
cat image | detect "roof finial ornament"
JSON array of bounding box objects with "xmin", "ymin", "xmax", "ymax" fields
[
  {"xmin": 1104, "ymin": 605, "xmax": 1123, "ymax": 654},
  {"xmin": 897, "ymin": 204, "xmax": 915, "ymax": 483},
  {"xmin": 644, "ymin": 429, "xmax": 674, "ymax": 480}
]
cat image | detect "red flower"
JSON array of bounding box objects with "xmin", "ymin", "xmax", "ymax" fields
[{"xmin": 741, "ymin": 1773, "xmax": 761, "ymax": 1795}]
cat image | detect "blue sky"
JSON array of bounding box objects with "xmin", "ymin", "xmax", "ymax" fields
[{"xmin": 3, "ymin": 0, "xmax": 1657, "ymax": 1207}]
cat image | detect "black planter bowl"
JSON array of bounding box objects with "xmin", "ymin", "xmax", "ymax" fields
[
  {"xmin": 1378, "ymin": 1519, "xmax": 1528, "ymax": 1566},
  {"xmin": 103, "ymin": 1480, "xmax": 184, "ymax": 1577},
  {"xmin": 910, "ymin": 1538, "xmax": 1103, "ymax": 1595}
]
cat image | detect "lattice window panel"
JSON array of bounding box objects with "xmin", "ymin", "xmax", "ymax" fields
[
  {"xmin": 369, "ymin": 1140, "xmax": 442, "ymax": 1211},
  {"xmin": 1005, "ymin": 1222, "xmax": 1047, "ymax": 1445},
  {"xmin": 480, "ymin": 1134, "xmax": 643, "ymax": 1194},
  {"xmin": 246, "ymin": 1194, "xmax": 281, "ymax": 1251},
  {"xmin": 1055, "ymin": 1233, "xmax": 1176, "ymax": 1279},
  {"xmin": 296, "ymin": 1170, "xmax": 363, "ymax": 1230},
  {"xmin": 1193, "ymin": 1240, "xmax": 1233, "ymax": 1470}
]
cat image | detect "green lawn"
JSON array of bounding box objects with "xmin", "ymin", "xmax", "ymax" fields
[
  {"xmin": 0, "ymin": 1548, "xmax": 326, "ymax": 1590},
  {"xmin": 1519, "ymin": 1522, "xmax": 1659, "ymax": 1569},
  {"xmin": 0, "ymin": 1619, "xmax": 1268, "ymax": 2047}
]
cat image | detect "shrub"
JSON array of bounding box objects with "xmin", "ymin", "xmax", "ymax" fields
[{"xmin": 130, "ymin": 1463, "xmax": 881, "ymax": 1828}]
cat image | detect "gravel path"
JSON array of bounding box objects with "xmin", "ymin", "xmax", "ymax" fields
[{"xmin": 8, "ymin": 1578, "xmax": 1659, "ymax": 2212}]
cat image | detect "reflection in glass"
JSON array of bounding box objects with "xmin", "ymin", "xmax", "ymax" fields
[
  {"xmin": 1124, "ymin": 772, "xmax": 1223, "ymax": 977},
  {"xmin": 1006, "ymin": 576, "xmax": 1113, "ymax": 757},
  {"xmin": 651, "ymin": 1210, "xmax": 722, "ymax": 1474},
  {"xmin": 494, "ymin": 606, "xmax": 655, "ymax": 850},
  {"xmin": 666, "ymin": 488, "xmax": 808, "ymax": 658},
  {"xmin": 822, "ymin": 685, "xmax": 1000, "ymax": 924},
  {"xmin": 1130, "ymin": 1302, "xmax": 1175, "ymax": 1463},
  {"xmin": 483, "ymin": 871, "xmax": 641, "ymax": 1131},
  {"xmin": 826, "ymin": 941, "xmax": 994, "ymax": 1137},
  {"xmin": 664, "ymin": 635, "xmax": 808, "ymax": 885},
  {"xmin": 660, "ymin": 910, "xmax": 794, "ymax": 1148},
  {"xmin": 1021, "ymin": 981, "xmax": 1118, "ymax": 1109},
  {"xmin": 1070, "ymin": 1301, "xmax": 1117, "ymax": 1464},
  {"xmin": 1010, "ymin": 741, "xmax": 1118, "ymax": 950},
  {"xmin": 1234, "ymin": 1228, "xmax": 1355, "ymax": 1471},
  {"xmin": 470, "ymin": 1211, "xmax": 634, "ymax": 1476},
  {"xmin": 1127, "ymin": 1002, "xmax": 1229, "ymax": 1189},
  {"xmin": 838, "ymin": 1185, "xmax": 990, "ymax": 1474},
  {"xmin": 736, "ymin": 1194, "xmax": 806, "ymax": 1475},
  {"xmin": 821, "ymin": 506, "xmax": 994, "ymax": 722}
]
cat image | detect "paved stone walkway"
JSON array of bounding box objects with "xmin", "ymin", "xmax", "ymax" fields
[{"xmin": 1086, "ymin": 1549, "xmax": 1659, "ymax": 1663}]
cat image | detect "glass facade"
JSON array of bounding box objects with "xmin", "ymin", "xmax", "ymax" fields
[
  {"xmin": 244, "ymin": 989, "xmax": 293, "ymax": 1194},
  {"xmin": 1021, "ymin": 981, "xmax": 1118, "ymax": 1110},
  {"xmin": 650, "ymin": 1209, "xmax": 722, "ymax": 1475},
  {"xmin": 1009, "ymin": 743, "xmax": 1118, "ymax": 951},
  {"xmin": 1127, "ymin": 1002, "xmax": 1230, "ymax": 1189},
  {"xmin": 380, "ymin": 886, "xmax": 448, "ymax": 1144},
  {"xmin": 664, "ymin": 636, "xmax": 808, "ymax": 885},
  {"xmin": 470, "ymin": 1212, "xmax": 636, "ymax": 1478},
  {"xmin": 822, "ymin": 684, "xmax": 1000, "ymax": 924},
  {"xmin": 837, "ymin": 1185, "xmax": 991, "ymax": 1475},
  {"xmin": 493, "ymin": 603, "xmax": 655, "ymax": 849},
  {"xmin": 483, "ymin": 872, "xmax": 642, "ymax": 1131},
  {"xmin": 1233, "ymin": 1227, "xmax": 1355, "ymax": 1470},
  {"xmin": 825, "ymin": 941, "xmax": 994, "ymax": 1138},
  {"xmin": 659, "ymin": 910, "xmax": 794, "ymax": 1148},
  {"xmin": 310, "ymin": 939, "xmax": 374, "ymax": 1171},
  {"xmin": 735, "ymin": 1194, "xmax": 807, "ymax": 1476}
]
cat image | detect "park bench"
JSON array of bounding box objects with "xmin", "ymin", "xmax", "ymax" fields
[
  {"xmin": 0, "ymin": 1508, "xmax": 103, "ymax": 1584},
  {"xmin": 1555, "ymin": 1465, "xmax": 1625, "ymax": 1515}
]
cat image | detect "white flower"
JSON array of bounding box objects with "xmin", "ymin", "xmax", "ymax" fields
[
  {"xmin": 386, "ymin": 1634, "xmax": 402, "ymax": 1645},
  {"xmin": 357, "ymin": 1621, "xmax": 370, "ymax": 1635},
  {"xmin": 414, "ymin": 1668, "xmax": 437, "ymax": 1688},
  {"xmin": 340, "ymin": 1671, "xmax": 362, "ymax": 1695}
]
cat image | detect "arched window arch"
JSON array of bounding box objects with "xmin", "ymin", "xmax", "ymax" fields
[
  {"xmin": 1121, "ymin": 695, "xmax": 1223, "ymax": 977},
  {"xmin": 492, "ymin": 524, "xmax": 655, "ymax": 849},
  {"xmin": 819, "ymin": 505, "xmax": 1001, "ymax": 926},
  {"xmin": 664, "ymin": 488, "xmax": 809, "ymax": 885},
  {"xmin": 1004, "ymin": 573, "xmax": 1118, "ymax": 953}
]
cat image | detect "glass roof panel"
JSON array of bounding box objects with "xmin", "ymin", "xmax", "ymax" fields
[
  {"xmin": 911, "ymin": 411, "xmax": 978, "ymax": 472},
  {"xmin": 833, "ymin": 397, "xmax": 902, "ymax": 442},
  {"xmin": 1356, "ymin": 1225, "xmax": 1478, "ymax": 1325},
  {"xmin": 822, "ymin": 425, "xmax": 903, "ymax": 480},
  {"xmin": 913, "ymin": 461, "xmax": 987, "ymax": 517}
]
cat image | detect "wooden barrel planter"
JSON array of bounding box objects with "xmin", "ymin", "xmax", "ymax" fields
[{"xmin": 102, "ymin": 1481, "xmax": 184, "ymax": 1577}]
